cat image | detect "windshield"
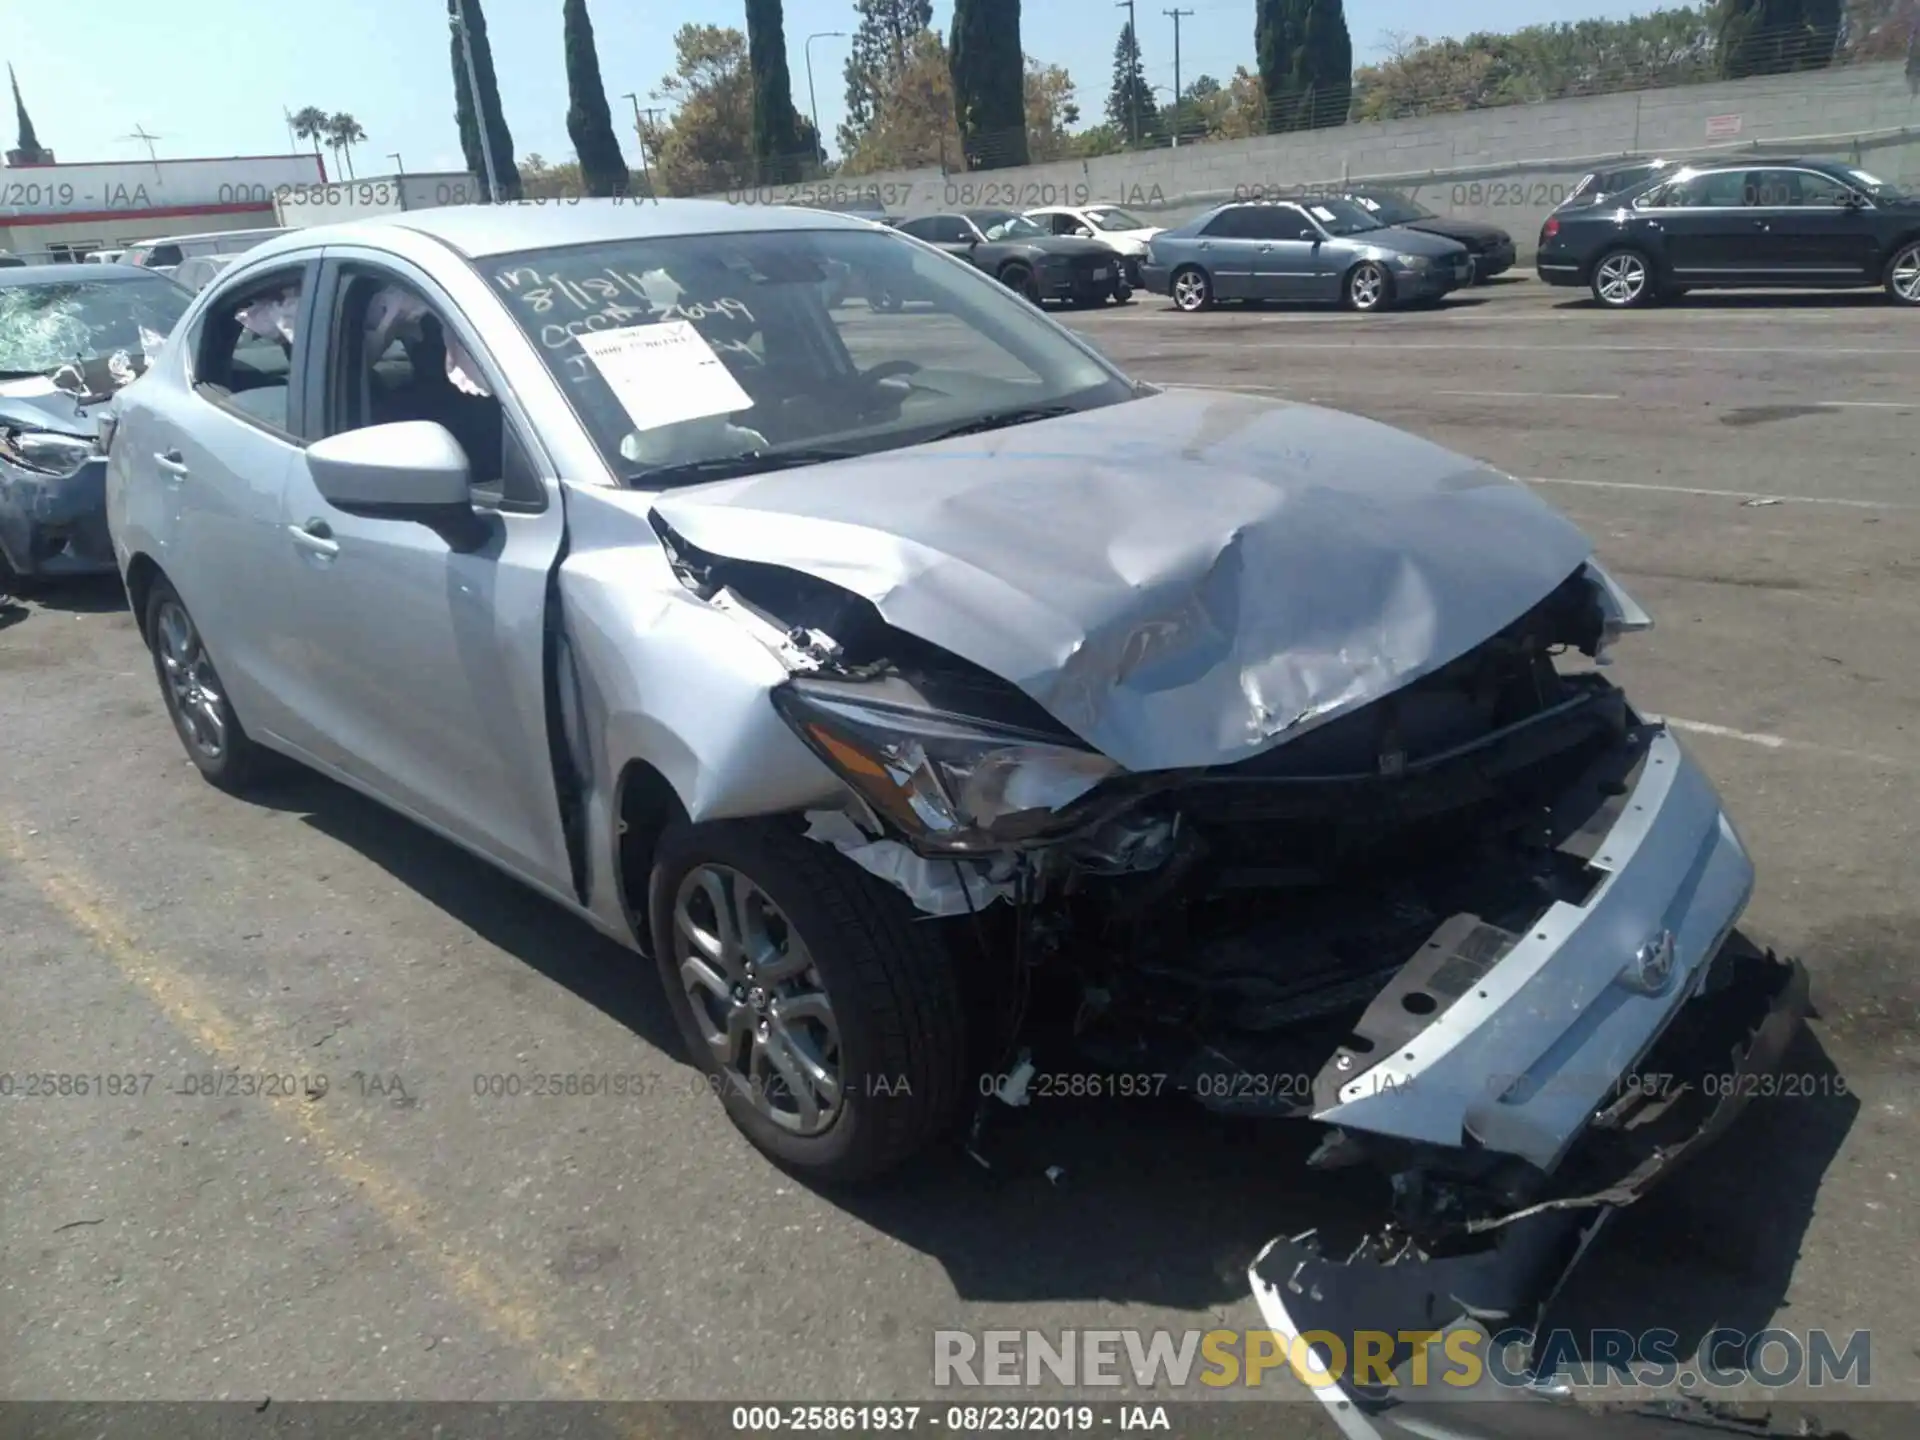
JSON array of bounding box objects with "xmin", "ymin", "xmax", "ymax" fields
[
  {"xmin": 1847, "ymin": 168, "xmax": 1909, "ymax": 201},
  {"xmin": 1301, "ymin": 198, "xmax": 1386, "ymax": 237},
  {"xmin": 481, "ymin": 227, "xmax": 1135, "ymax": 486},
  {"xmin": 1350, "ymin": 193, "xmax": 1431, "ymax": 225},
  {"xmin": 1084, "ymin": 207, "xmax": 1149, "ymax": 232},
  {"xmin": 0, "ymin": 274, "xmax": 191, "ymax": 377},
  {"xmin": 972, "ymin": 211, "xmax": 1047, "ymax": 241}
]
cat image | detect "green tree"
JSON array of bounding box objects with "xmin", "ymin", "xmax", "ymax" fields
[
  {"xmin": 745, "ymin": 0, "xmax": 803, "ymax": 182},
  {"xmin": 1842, "ymin": 0, "xmax": 1919, "ymax": 56},
  {"xmin": 290, "ymin": 105, "xmax": 330, "ymax": 162},
  {"xmin": 841, "ymin": 0, "xmax": 935, "ymax": 154},
  {"xmin": 649, "ymin": 23, "xmax": 816, "ymax": 193},
  {"xmin": 325, "ymin": 113, "xmax": 367, "ymax": 179},
  {"xmin": 9, "ymin": 65, "xmax": 49, "ymax": 164},
  {"xmin": 951, "ymin": 0, "xmax": 1029, "ymax": 169},
  {"xmin": 449, "ymin": 0, "xmax": 522, "ymax": 198},
  {"xmin": 1025, "ymin": 57, "xmax": 1081, "ymax": 162},
  {"xmin": 563, "ymin": 0, "xmax": 631, "ymax": 196},
  {"xmin": 1718, "ymin": 0, "xmax": 1841, "ymax": 76},
  {"xmin": 1257, "ymin": 0, "xmax": 1351, "ymax": 132},
  {"xmin": 1105, "ymin": 21, "xmax": 1161, "ymax": 144}
]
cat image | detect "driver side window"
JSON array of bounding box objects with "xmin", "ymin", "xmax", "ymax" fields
[{"xmin": 321, "ymin": 268, "xmax": 518, "ymax": 494}]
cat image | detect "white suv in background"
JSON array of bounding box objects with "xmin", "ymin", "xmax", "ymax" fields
[{"xmin": 1025, "ymin": 204, "xmax": 1165, "ymax": 285}]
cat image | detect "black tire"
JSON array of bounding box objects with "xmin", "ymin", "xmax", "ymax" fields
[
  {"xmin": 1886, "ymin": 240, "xmax": 1920, "ymax": 306},
  {"xmin": 0, "ymin": 547, "xmax": 32, "ymax": 600},
  {"xmin": 1344, "ymin": 261, "xmax": 1393, "ymax": 312},
  {"xmin": 1170, "ymin": 265, "xmax": 1213, "ymax": 312},
  {"xmin": 143, "ymin": 575, "xmax": 271, "ymax": 792},
  {"xmin": 1590, "ymin": 247, "xmax": 1655, "ymax": 308},
  {"xmin": 1000, "ymin": 263, "xmax": 1041, "ymax": 304},
  {"xmin": 647, "ymin": 817, "xmax": 968, "ymax": 1185},
  {"xmin": 1112, "ymin": 285, "xmax": 1133, "ymax": 304}
]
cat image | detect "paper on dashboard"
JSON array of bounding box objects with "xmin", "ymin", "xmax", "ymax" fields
[{"xmin": 575, "ymin": 320, "xmax": 753, "ymax": 432}]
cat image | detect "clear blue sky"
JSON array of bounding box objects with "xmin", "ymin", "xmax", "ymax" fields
[{"xmin": 5, "ymin": 0, "xmax": 1657, "ymax": 173}]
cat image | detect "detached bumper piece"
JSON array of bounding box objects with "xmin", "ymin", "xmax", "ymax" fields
[
  {"xmin": 0, "ymin": 456, "xmax": 115, "ymax": 580},
  {"xmin": 1248, "ymin": 946, "xmax": 1808, "ymax": 1440}
]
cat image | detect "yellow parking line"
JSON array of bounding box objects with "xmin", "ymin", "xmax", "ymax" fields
[{"xmin": 0, "ymin": 819, "xmax": 631, "ymax": 1411}]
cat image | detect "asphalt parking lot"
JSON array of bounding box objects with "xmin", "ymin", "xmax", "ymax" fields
[{"xmin": 3, "ymin": 277, "xmax": 1917, "ymax": 1431}]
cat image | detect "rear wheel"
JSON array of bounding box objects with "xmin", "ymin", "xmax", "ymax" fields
[
  {"xmin": 1344, "ymin": 261, "xmax": 1393, "ymax": 312},
  {"xmin": 1171, "ymin": 266, "xmax": 1213, "ymax": 312},
  {"xmin": 647, "ymin": 817, "xmax": 968, "ymax": 1185},
  {"xmin": 1887, "ymin": 241, "xmax": 1920, "ymax": 306},
  {"xmin": 1591, "ymin": 248, "xmax": 1654, "ymax": 308},
  {"xmin": 144, "ymin": 576, "xmax": 271, "ymax": 792}
]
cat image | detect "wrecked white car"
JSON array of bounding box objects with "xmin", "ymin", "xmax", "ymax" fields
[{"xmin": 105, "ymin": 205, "xmax": 1804, "ymax": 1407}]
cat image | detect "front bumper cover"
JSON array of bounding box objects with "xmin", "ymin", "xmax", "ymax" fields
[
  {"xmin": 0, "ymin": 454, "xmax": 114, "ymax": 579},
  {"xmin": 1249, "ymin": 943, "xmax": 1809, "ymax": 1437}
]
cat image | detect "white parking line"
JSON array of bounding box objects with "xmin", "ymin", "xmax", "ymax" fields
[
  {"xmin": 1438, "ymin": 389, "xmax": 1619, "ymax": 401},
  {"xmin": 1666, "ymin": 717, "xmax": 1915, "ymax": 770},
  {"xmin": 1814, "ymin": 400, "xmax": 1915, "ymax": 409},
  {"xmin": 1121, "ymin": 340, "xmax": 1920, "ymax": 356},
  {"xmin": 1525, "ymin": 476, "xmax": 1917, "ymax": 510}
]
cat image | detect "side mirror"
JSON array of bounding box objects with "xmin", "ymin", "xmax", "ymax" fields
[
  {"xmin": 1073, "ymin": 227, "xmax": 1094, "ymax": 237},
  {"xmin": 308, "ymin": 420, "xmax": 490, "ymax": 550},
  {"xmin": 1299, "ymin": 228, "xmax": 1319, "ymax": 242},
  {"xmin": 1845, "ymin": 191, "xmax": 1869, "ymax": 209}
]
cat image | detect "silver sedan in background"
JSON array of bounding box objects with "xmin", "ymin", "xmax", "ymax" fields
[
  {"xmin": 1140, "ymin": 196, "xmax": 1474, "ymax": 312},
  {"xmin": 106, "ymin": 201, "xmax": 1801, "ymax": 1417}
]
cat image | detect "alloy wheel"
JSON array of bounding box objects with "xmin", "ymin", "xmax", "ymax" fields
[
  {"xmin": 1891, "ymin": 244, "xmax": 1920, "ymax": 304},
  {"xmin": 154, "ymin": 598, "xmax": 228, "ymax": 761},
  {"xmin": 1349, "ymin": 263, "xmax": 1388, "ymax": 311},
  {"xmin": 1172, "ymin": 269, "xmax": 1210, "ymax": 311},
  {"xmin": 1594, "ymin": 252, "xmax": 1648, "ymax": 306},
  {"xmin": 672, "ymin": 863, "xmax": 843, "ymax": 1136}
]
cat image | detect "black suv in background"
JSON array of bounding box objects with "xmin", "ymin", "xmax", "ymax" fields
[{"xmin": 1536, "ymin": 158, "xmax": 1920, "ymax": 308}]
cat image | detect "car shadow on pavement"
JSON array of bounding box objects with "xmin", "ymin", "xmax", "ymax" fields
[
  {"xmin": 12, "ymin": 574, "xmax": 130, "ymax": 615},
  {"xmin": 1554, "ymin": 292, "xmax": 1894, "ymax": 312},
  {"xmin": 239, "ymin": 768, "xmax": 686, "ymax": 1060}
]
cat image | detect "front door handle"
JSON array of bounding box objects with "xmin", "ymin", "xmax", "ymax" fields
[
  {"xmin": 1753, "ymin": 219, "xmax": 1770, "ymax": 229},
  {"xmin": 154, "ymin": 450, "xmax": 188, "ymax": 481},
  {"xmin": 288, "ymin": 518, "xmax": 339, "ymax": 560}
]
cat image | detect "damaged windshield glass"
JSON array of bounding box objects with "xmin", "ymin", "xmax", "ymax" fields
[
  {"xmin": 0, "ymin": 273, "xmax": 192, "ymax": 378},
  {"xmin": 480, "ymin": 226, "xmax": 1134, "ymax": 487}
]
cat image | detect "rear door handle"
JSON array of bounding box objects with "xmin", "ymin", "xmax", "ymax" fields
[
  {"xmin": 154, "ymin": 450, "xmax": 188, "ymax": 480},
  {"xmin": 288, "ymin": 518, "xmax": 339, "ymax": 560}
]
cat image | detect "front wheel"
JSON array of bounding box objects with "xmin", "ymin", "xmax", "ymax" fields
[
  {"xmin": 647, "ymin": 818, "xmax": 968, "ymax": 1185},
  {"xmin": 144, "ymin": 575, "xmax": 272, "ymax": 792},
  {"xmin": 1345, "ymin": 261, "xmax": 1393, "ymax": 312},
  {"xmin": 1591, "ymin": 248, "xmax": 1654, "ymax": 308},
  {"xmin": 1000, "ymin": 264, "xmax": 1041, "ymax": 305},
  {"xmin": 1886, "ymin": 241, "xmax": 1920, "ymax": 306},
  {"xmin": 1112, "ymin": 285, "xmax": 1133, "ymax": 304},
  {"xmin": 1171, "ymin": 265, "xmax": 1213, "ymax": 312}
]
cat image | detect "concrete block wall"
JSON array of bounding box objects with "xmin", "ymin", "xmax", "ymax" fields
[{"xmin": 703, "ymin": 61, "xmax": 1920, "ymax": 257}]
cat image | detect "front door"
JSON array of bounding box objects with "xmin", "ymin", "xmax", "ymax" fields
[
  {"xmin": 270, "ymin": 250, "xmax": 576, "ymax": 897},
  {"xmin": 1747, "ymin": 168, "xmax": 1880, "ymax": 281},
  {"xmin": 1248, "ymin": 204, "xmax": 1335, "ymax": 300}
]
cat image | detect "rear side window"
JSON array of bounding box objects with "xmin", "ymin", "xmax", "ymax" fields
[
  {"xmin": 1200, "ymin": 207, "xmax": 1256, "ymax": 238},
  {"xmin": 194, "ymin": 267, "xmax": 306, "ymax": 435}
]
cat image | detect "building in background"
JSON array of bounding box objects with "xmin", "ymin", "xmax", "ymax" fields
[
  {"xmin": 1, "ymin": 154, "xmax": 325, "ymax": 261},
  {"xmin": 271, "ymin": 171, "xmax": 485, "ymax": 228}
]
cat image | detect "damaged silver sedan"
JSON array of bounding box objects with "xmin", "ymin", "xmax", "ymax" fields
[{"xmin": 105, "ymin": 204, "xmax": 1804, "ymax": 1406}]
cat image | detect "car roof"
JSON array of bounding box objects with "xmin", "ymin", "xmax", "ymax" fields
[
  {"xmin": 239, "ymin": 200, "xmax": 879, "ymax": 264},
  {"xmin": 131, "ymin": 226, "xmax": 290, "ymax": 246},
  {"xmin": 0, "ymin": 262, "xmax": 171, "ymax": 286}
]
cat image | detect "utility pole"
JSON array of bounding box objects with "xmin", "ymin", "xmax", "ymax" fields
[
  {"xmin": 450, "ymin": 0, "xmax": 501, "ymax": 202},
  {"xmin": 1116, "ymin": 0, "xmax": 1140, "ymax": 146},
  {"xmin": 804, "ymin": 32, "xmax": 848, "ymax": 174},
  {"xmin": 389, "ymin": 152, "xmax": 405, "ymax": 174},
  {"xmin": 1164, "ymin": 8, "xmax": 1192, "ymax": 147},
  {"xmin": 622, "ymin": 93, "xmax": 657, "ymax": 192}
]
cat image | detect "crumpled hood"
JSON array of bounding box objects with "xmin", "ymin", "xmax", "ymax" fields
[
  {"xmin": 1369, "ymin": 225, "xmax": 1472, "ymax": 260},
  {"xmin": 0, "ymin": 377, "xmax": 105, "ymax": 437},
  {"xmin": 650, "ymin": 389, "xmax": 1595, "ymax": 773},
  {"xmin": 1405, "ymin": 216, "xmax": 1511, "ymax": 249},
  {"xmin": 1022, "ymin": 236, "xmax": 1123, "ymax": 260}
]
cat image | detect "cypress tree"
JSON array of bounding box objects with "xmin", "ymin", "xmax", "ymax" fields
[
  {"xmin": 10, "ymin": 65, "xmax": 49, "ymax": 164},
  {"xmin": 449, "ymin": 0, "xmax": 523, "ymax": 198},
  {"xmin": 745, "ymin": 0, "xmax": 803, "ymax": 183},
  {"xmin": 564, "ymin": 0, "xmax": 631, "ymax": 196},
  {"xmin": 950, "ymin": 0, "xmax": 1029, "ymax": 169},
  {"xmin": 1257, "ymin": 0, "xmax": 1350, "ymax": 132}
]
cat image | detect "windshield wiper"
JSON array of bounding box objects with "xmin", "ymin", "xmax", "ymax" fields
[
  {"xmin": 922, "ymin": 404, "xmax": 1079, "ymax": 442},
  {"xmin": 628, "ymin": 446, "xmax": 860, "ymax": 488}
]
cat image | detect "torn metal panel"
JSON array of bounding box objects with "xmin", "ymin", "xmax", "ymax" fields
[
  {"xmin": 650, "ymin": 388, "xmax": 1596, "ymax": 774},
  {"xmin": 803, "ymin": 809, "xmax": 1018, "ymax": 916}
]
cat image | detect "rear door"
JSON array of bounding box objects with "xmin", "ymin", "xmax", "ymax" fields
[
  {"xmin": 269, "ymin": 249, "xmax": 575, "ymax": 895},
  {"xmin": 1194, "ymin": 206, "xmax": 1259, "ymax": 299},
  {"xmin": 1641, "ymin": 168, "xmax": 1753, "ymax": 278}
]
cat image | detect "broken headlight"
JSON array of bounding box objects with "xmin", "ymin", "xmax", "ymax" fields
[
  {"xmin": 1583, "ymin": 561, "xmax": 1652, "ymax": 664},
  {"xmin": 772, "ymin": 684, "xmax": 1119, "ymax": 853},
  {"xmin": 0, "ymin": 427, "xmax": 93, "ymax": 479}
]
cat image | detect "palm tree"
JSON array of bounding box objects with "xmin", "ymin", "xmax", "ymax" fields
[
  {"xmin": 326, "ymin": 112, "xmax": 368, "ymax": 178},
  {"xmin": 290, "ymin": 105, "xmax": 329, "ymax": 167}
]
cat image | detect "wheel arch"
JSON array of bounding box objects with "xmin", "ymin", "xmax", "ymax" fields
[
  {"xmin": 123, "ymin": 551, "xmax": 165, "ymax": 644},
  {"xmin": 613, "ymin": 756, "xmax": 691, "ymax": 955},
  {"xmin": 1580, "ymin": 239, "xmax": 1660, "ymax": 287}
]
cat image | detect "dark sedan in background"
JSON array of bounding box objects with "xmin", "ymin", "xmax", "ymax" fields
[
  {"xmin": 0, "ymin": 264, "xmax": 192, "ymax": 592},
  {"xmin": 1140, "ymin": 198, "xmax": 1472, "ymax": 312},
  {"xmin": 891, "ymin": 209, "xmax": 1132, "ymax": 307},
  {"xmin": 1336, "ymin": 188, "xmax": 1517, "ymax": 280},
  {"xmin": 1537, "ymin": 158, "xmax": 1920, "ymax": 307}
]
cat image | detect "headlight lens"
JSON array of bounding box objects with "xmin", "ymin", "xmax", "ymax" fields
[
  {"xmin": 1584, "ymin": 560, "xmax": 1653, "ymax": 662},
  {"xmin": 1399, "ymin": 254, "xmax": 1432, "ymax": 272},
  {"xmin": 0, "ymin": 427, "xmax": 93, "ymax": 479},
  {"xmin": 772, "ymin": 685, "xmax": 1118, "ymax": 852}
]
